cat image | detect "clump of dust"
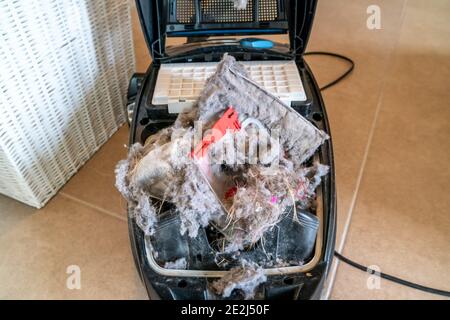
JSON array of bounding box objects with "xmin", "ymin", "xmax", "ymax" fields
[
  {"xmin": 116, "ymin": 127, "xmax": 224, "ymax": 238},
  {"xmin": 115, "ymin": 143, "xmax": 159, "ymax": 236},
  {"xmin": 218, "ymin": 162, "xmax": 328, "ymax": 251},
  {"xmin": 164, "ymin": 258, "xmax": 187, "ymax": 270},
  {"xmin": 211, "ymin": 260, "xmax": 266, "ymax": 299}
]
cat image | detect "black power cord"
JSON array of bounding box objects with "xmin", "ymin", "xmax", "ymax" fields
[
  {"xmin": 304, "ymin": 51, "xmax": 355, "ymax": 91},
  {"xmin": 334, "ymin": 252, "xmax": 450, "ymax": 298},
  {"xmin": 305, "ymin": 51, "xmax": 450, "ymax": 298}
]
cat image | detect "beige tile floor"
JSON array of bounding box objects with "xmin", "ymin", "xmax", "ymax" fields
[{"xmin": 0, "ymin": 0, "xmax": 449, "ymax": 299}]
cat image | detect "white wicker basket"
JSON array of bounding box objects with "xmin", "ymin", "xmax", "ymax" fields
[{"xmin": 0, "ymin": 0, "xmax": 135, "ymax": 208}]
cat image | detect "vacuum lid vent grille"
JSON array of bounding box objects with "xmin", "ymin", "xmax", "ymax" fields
[
  {"xmin": 201, "ymin": 0, "xmax": 255, "ymax": 23},
  {"xmin": 173, "ymin": 0, "xmax": 280, "ymax": 24}
]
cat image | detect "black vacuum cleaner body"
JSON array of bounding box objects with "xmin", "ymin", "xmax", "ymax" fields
[{"xmin": 126, "ymin": 0, "xmax": 336, "ymax": 300}]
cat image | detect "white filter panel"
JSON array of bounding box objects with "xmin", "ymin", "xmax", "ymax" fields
[{"xmin": 152, "ymin": 60, "xmax": 306, "ymax": 114}]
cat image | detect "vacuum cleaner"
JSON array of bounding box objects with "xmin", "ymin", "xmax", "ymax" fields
[{"xmin": 125, "ymin": 0, "xmax": 336, "ymax": 300}]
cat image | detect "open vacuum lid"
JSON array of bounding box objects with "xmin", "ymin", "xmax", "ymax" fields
[{"xmin": 135, "ymin": 0, "xmax": 318, "ymax": 59}]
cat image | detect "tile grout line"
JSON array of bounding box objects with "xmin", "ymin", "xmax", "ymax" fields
[
  {"xmin": 59, "ymin": 192, "xmax": 127, "ymax": 222},
  {"xmin": 323, "ymin": 0, "xmax": 410, "ymax": 299}
]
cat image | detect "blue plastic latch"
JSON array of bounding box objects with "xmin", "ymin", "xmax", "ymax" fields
[{"xmin": 240, "ymin": 38, "xmax": 274, "ymax": 50}]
